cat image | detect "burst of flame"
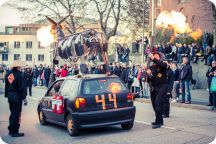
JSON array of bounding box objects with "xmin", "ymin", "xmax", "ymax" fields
[
  {"xmin": 190, "ymin": 28, "xmax": 203, "ymax": 41},
  {"xmin": 156, "ymin": 10, "xmax": 203, "ymax": 41},
  {"xmin": 37, "ymin": 25, "xmax": 55, "ymax": 47},
  {"xmin": 156, "ymin": 10, "xmax": 192, "ymax": 34}
]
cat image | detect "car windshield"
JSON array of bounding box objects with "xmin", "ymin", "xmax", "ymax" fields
[{"xmin": 82, "ymin": 78, "xmax": 126, "ymax": 95}]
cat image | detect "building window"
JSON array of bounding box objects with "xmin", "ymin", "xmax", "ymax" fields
[
  {"xmin": 14, "ymin": 54, "xmax": 20, "ymax": 60},
  {"xmin": 38, "ymin": 42, "xmax": 44, "ymax": 49},
  {"xmin": 26, "ymin": 41, "xmax": 32, "ymax": 48},
  {"xmin": 157, "ymin": 0, "xmax": 162, "ymax": 6},
  {"xmin": 38, "ymin": 54, "xmax": 44, "ymax": 61},
  {"xmin": 14, "ymin": 41, "xmax": 20, "ymax": 48},
  {"xmin": 4, "ymin": 42, "xmax": 9, "ymax": 47},
  {"xmin": 2, "ymin": 54, "xmax": 8, "ymax": 61},
  {"xmin": 26, "ymin": 54, "xmax": 32, "ymax": 61}
]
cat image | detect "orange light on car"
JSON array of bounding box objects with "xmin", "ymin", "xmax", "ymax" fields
[
  {"xmin": 75, "ymin": 98, "xmax": 86, "ymax": 109},
  {"xmin": 109, "ymin": 82, "xmax": 121, "ymax": 94}
]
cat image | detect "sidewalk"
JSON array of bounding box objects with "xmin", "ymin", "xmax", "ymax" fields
[{"xmin": 135, "ymin": 89, "xmax": 212, "ymax": 111}]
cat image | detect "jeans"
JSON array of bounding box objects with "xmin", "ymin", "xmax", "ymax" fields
[
  {"xmin": 33, "ymin": 77, "xmax": 37, "ymax": 86},
  {"xmin": 181, "ymin": 80, "xmax": 191, "ymax": 102},
  {"xmin": 172, "ymin": 81, "xmax": 180, "ymax": 99}
]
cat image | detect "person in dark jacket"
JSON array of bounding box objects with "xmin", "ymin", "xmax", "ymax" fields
[
  {"xmin": 126, "ymin": 63, "xmax": 136, "ymax": 91},
  {"xmin": 177, "ymin": 44, "xmax": 183, "ymax": 63},
  {"xmin": 5, "ymin": 61, "xmax": 27, "ymax": 137},
  {"xmin": 113, "ymin": 62, "xmax": 122, "ymax": 77},
  {"xmin": 206, "ymin": 60, "xmax": 216, "ymax": 106},
  {"xmin": 147, "ymin": 52, "xmax": 168, "ymax": 129},
  {"xmin": 25, "ymin": 67, "xmax": 33, "ymax": 96},
  {"xmin": 180, "ymin": 57, "xmax": 192, "ymax": 104},
  {"xmin": 171, "ymin": 62, "xmax": 180, "ymax": 102},
  {"xmin": 120, "ymin": 63, "xmax": 128, "ymax": 84},
  {"xmin": 38, "ymin": 65, "xmax": 44, "ymax": 86},
  {"xmin": 163, "ymin": 61, "xmax": 174, "ymax": 118},
  {"xmin": 44, "ymin": 65, "xmax": 51, "ymax": 87},
  {"xmin": 33, "ymin": 65, "xmax": 39, "ymax": 86}
]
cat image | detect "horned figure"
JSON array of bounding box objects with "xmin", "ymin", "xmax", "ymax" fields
[{"xmin": 45, "ymin": 15, "xmax": 108, "ymax": 64}]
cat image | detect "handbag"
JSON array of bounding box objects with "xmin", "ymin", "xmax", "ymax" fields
[{"xmin": 210, "ymin": 77, "xmax": 216, "ymax": 92}]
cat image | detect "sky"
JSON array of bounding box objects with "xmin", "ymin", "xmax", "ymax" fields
[{"xmin": 0, "ymin": 0, "xmax": 21, "ymax": 25}]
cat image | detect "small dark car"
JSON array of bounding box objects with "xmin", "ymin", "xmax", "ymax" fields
[{"xmin": 37, "ymin": 74, "xmax": 136, "ymax": 136}]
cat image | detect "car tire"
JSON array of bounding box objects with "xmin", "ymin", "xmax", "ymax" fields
[
  {"xmin": 38, "ymin": 109, "xmax": 48, "ymax": 125},
  {"xmin": 121, "ymin": 121, "xmax": 134, "ymax": 130},
  {"xmin": 66, "ymin": 114, "xmax": 79, "ymax": 136}
]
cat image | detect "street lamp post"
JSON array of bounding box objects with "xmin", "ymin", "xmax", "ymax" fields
[
  {"xmin": 151, "ymin": 0, "xmax": 155, "ymax": 36},
  {"xmin": 141, "ymin": 0, "xmax": 145, "ymax": 64}
]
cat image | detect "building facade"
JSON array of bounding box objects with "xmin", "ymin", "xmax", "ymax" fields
[
  {"xmin": 0, "ymin": 24, "xmax": 54, "ymax": 67},
  {"xmin": 150, "ymin": 0, "xmax": 214, "ymax": 33}
]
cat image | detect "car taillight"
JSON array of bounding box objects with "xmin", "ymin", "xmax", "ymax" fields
[
  {"xmin": 127, "ymin": 93, "xmax": 133, "ymax": 102},
  {"xmin": 75, "ymin": 98, "xmax": 86, "ymax": 109}
]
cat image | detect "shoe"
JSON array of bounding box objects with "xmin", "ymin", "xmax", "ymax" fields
[
  {"xmin": 163, "ymin": 115, "xmax": 169, "ymax": 118},
  {"xmin": 207, "ymin": 104, "xmax": 213, "ymax": 106},
  {"xmin": 151, "ymin": 122, "xmax": 163, "ymax": 125},
  {"xmin": 152, "ymin": 124, "xmax": 162, "ymax": 129},
  {"xmin": 151, "ymin": 122, "xmax": 156, "ymax": 125},
  {"xmin": 180, "ymin": 101, "xmax": 185, "ymax": 103},
  {"xmin": 185, "ymin": 101, "xmax": 191, "ymax": 104},
  {"xmin": 171, "ymin": 99, "xmax": 177, "ymax": 103},
  {"xmin": 10, "ymin": 133, "xmax": 24, "ymax": 137}
]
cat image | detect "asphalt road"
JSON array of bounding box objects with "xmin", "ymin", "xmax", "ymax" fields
[{"xmin": 0, "ymin": 87, "xmax": 216, "ymax": 144}]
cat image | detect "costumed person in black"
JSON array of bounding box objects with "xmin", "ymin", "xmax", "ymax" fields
[
  {"xmin": 163, "ymin": 60, "xmax": 174, "ymax": 118},
  {"xmin": 4, "ymin": 61, "xmax": 28, "ymax": 137},
  {"xmin": 146, "ymin": 52, "xmax": 168, "ymax": 129}
]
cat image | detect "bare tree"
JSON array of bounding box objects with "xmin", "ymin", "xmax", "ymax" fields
[
  {"xmin": 126, "ymin": 0, "xmax": 149, "ymax": 28},
  {"xmin": 90, "ymin": 0, "xmax": 122, "ymax": 40},
  {"xmin": 4, "ymin": 0, "xmax": 88, "ymax": 34}
]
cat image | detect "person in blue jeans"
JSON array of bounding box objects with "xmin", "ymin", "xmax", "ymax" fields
[{"xmin": 180, "ymin": 57, "xmax": 192, "ymax": 104}]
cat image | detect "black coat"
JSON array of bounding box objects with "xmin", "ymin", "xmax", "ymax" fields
[
  {"xmin": 148, "ymin": 59, "xmax": 168, "ymax": 87},
  {"xmin": 5, "ymin": 69, "xmax": 27, "ymax": 100},
  {"xmin": 206, "ymin": 67, "xmax": 216, "ymax": 87},
  {"xmin": 120, "ymin": 68, "xmax": 127, "ymax": 83},
  {"xmin": 114, "ymin": 67, "xmax": 122, "ymax": 77},
  {"xmin": 180, "ymin": 63, "xmax": 192, "ymax": 81},
  {"xmin": 44, "ymin": 68, "xmax": 51, "ymax": 79}
]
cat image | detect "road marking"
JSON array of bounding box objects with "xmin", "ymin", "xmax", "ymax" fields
[
  {"xmin": 135, "ymin": 120, "xmax": 176, "ymax": 130},
  {"xmin": 0, "ymin": 137, "xmax": 7, "ymax": 144}
]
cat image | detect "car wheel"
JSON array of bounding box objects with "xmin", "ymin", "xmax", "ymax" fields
[
  {"xmin": 66, "ymin": 114, "xmax": 79, "ymax": 136},
  {"xmin": 121, "ymin": 121, "xmax": 134, "ymax": 130},
  {"xmin": 38, "ymin": 109, "xmax": 48, "ymax": 125}
]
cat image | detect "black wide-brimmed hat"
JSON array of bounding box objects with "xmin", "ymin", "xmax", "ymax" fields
[{"xmin": 152, "ymin": 52, "xmax": 165, "ymax": 61}]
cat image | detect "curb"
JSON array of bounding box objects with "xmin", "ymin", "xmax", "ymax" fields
[{"xmin": 135, "ymin": 98, "xmax": 215, "ymax": 112}]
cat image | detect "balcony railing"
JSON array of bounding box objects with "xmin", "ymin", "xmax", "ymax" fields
[{"xmin": 0, "ymin": 47, "xmax": 9, "ymax": 53}]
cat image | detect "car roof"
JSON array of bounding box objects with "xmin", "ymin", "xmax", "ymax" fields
[{"xmin": 58, "ymin": 74, "xmax": 118, "ymax": 81}]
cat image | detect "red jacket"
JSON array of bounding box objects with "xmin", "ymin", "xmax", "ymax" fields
[{"xmin": 61, "ymin": 68, "xmax": 68, "ymax": 77}]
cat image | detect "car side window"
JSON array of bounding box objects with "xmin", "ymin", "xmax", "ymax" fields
[
  {"xmin": 47, "ymin": 80, "xmax": 64, "ymax": 96},
  {"xmin": 59, "ymin": 79, "xmax": 78, "ymax": 97}
]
